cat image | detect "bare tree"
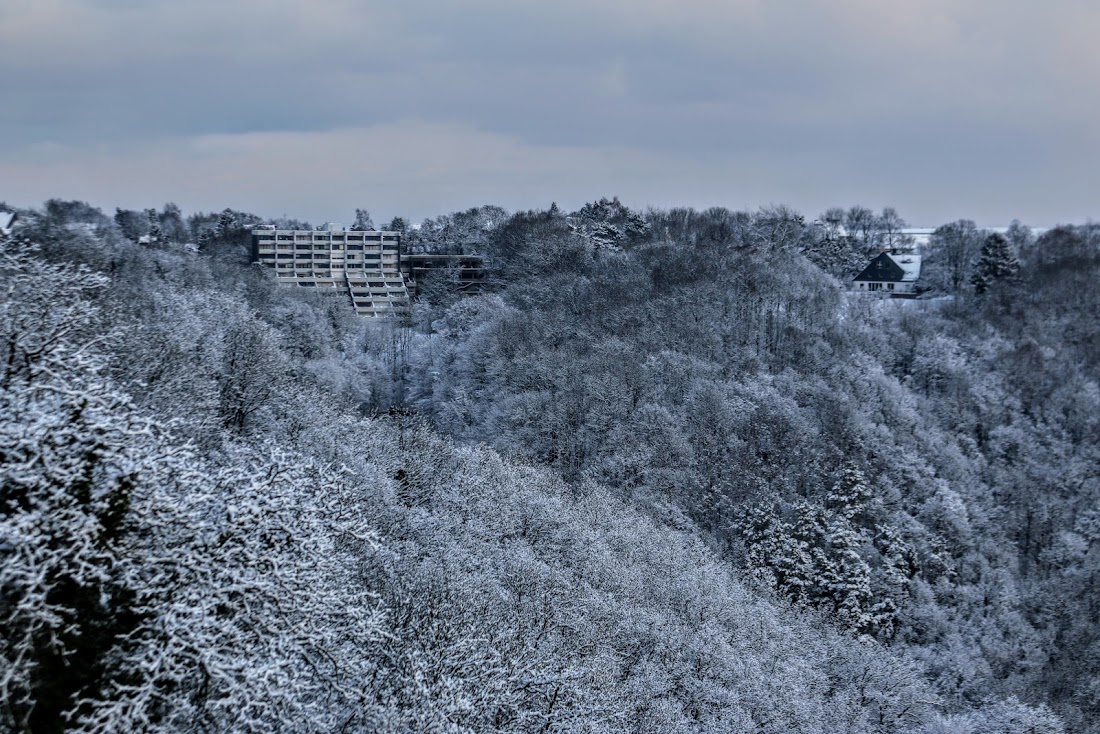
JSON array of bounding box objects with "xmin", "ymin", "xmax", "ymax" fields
[{"xmin": 929, "ymin": 219, "xmax": 983, "ymax": 293}]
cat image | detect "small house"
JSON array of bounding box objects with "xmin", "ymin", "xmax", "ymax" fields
[
  {"xmin": 0, "ymin": 211, "xmax": 17, "ymax": 237},
  {"xmin": 853, "ymin": 252, "xmax": 921, "ymax": 297}
]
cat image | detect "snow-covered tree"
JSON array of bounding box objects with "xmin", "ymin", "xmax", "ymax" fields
[
  {"xmin": 971, "ymin": 232, "xmax": 1020, "ymax": 294},
  {"xmin": 1, "ymin": 237, "xmax": 387, "ymax": 731},
  {"xmin": 352, "ymin": 208, "xmax": 375, "ymax": 231}
]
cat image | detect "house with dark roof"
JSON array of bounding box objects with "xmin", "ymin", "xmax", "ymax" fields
[{"xmin": 853, "ymin": 252, "xmax": 922, "ymax": 297}]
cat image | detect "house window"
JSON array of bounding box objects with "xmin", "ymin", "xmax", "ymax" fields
[{"xmin": 887, "ymin": 283, "xmax": 895, "ymax": 291}]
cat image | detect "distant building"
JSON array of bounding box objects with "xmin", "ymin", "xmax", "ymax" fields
[
  {"xmin": 853, "ymin": 252, "xmax": 922, "ymax": 297},
  {"xmin": 0, "ymin": 211, "xmax": 17, "ymax": 238},
  {"xmin": 901, "ymin": 226, "xmax": 1048, "ymax": 248},
  {"xmin": 251, "ymin": 224, "xmax": 410, "ymax": 318}
]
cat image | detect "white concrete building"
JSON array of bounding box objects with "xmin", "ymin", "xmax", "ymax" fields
[{"xmin": 252, "ymin": 224, "xmax": 410, "ymax": 318}]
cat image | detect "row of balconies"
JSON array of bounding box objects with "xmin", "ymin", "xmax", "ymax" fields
[
  {"xmin": 261, "ymin": 254, "xmax": 397, "ymax": 263},
  {"xmin": 271, "ymin": 271, "xmax": 400, "ymax": 279},
  {"xmin": 350, "ymin": 289, "xmax": 408, "ymax": 296},
  {"xmin": 263, "ymin": 261, "xmax": 398, "ymax": 273},
  {"xmin": 269, "ymin": 267, "xmax": 407, "ymax": 283},
  {"xmin": 274, "ymin": 244, "xmax": 394, "ymax": 251},
  {"xmin": 262, "ymin": 254, "xmax": 388, "ymax": 261},
  {"xmin": 260, "ymin": 244, "xmax": 396, "ymax": 253},
  {"xmin": 256, "ymin": 234, "xmax": 411, "ymax": 317},
  {"xmin": 355, "ymin": 305, "xmax": 411, "ymax": 312},
  {"xmin": 254, "ymin": 232, "xmax": 398, "ymax": 242},
  {"xmin": 261, "ymin": 235, "xmax": 394, "ymax": 242}
]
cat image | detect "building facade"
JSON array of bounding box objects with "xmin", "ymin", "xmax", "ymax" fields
[
  {"xmin": 852, "ymin": 252, "xmax": 922, "ymax": 297},
  {"xmin": 252, "ymin": 225, "xmax": 410, "ymax": 318}
]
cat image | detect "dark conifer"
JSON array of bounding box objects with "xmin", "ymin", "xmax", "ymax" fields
[{"xmin": 971, "ymin": 232, "xmax": 1020, "ymax": 293}]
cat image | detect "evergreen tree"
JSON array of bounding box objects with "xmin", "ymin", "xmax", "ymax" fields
[
  {"xmin": 158, "ymin": 202, "xmax": 186, "ymax": 242},
  {"xmin": 144, "ymin": 208, "xmax": 161, "ymax": 241},
  {"xmin": 113, "ymin": 208, "xmax": 147, "ymax": 241},
  {"xmin": 826, "ymin": 461, "xmax": 874, "ymax": 525},
  {"xmin": 216, "ymin": 208, "xmax": 237, "ymax": 241},
  {"xmin": 818, "ymin": 517, "xmax": 874, "ymax": 632},
  {"xmin": 971, "ymin": 232, "xmax": 1020, "ymax": 294},
  {"xmin": 352, "ymin": 208, "xmax": 375, "ymax": 231}
]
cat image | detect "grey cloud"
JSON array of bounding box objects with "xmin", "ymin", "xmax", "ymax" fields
[{"xmin": 0, "ymin": 0, "xmax": 1096, "ymax": 225}]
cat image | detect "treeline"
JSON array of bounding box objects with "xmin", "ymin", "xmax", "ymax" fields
[
  {"xmin": 0, "ymin": 197, "xmax": 1089, "ymax": 732},
  {"xmin": 403, "ymin": 199, "xmax": 1098, "ymax": 732}
]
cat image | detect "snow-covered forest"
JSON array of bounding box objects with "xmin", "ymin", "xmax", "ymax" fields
[{"xmin": 2, "ymin": 198, "xmax": 1097, "ymax": 733}]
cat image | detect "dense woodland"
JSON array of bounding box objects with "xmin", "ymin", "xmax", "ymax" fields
[{"xmin": 1, "ymin": 197, "xmax": 1097, "ymax": 733}]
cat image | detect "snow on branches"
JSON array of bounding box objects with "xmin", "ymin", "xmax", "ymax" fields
[{"xmin": 1, "ymin": 238, "xmax": 386, "ymax": 732}]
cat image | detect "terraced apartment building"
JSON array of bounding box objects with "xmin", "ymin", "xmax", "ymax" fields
[{"xmin": 251, "ymin": 224, "xmax": 410, "ymax": 318}]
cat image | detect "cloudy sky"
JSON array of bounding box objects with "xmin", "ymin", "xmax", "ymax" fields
[{"xmin": 2, "ymin": 0, "xmax": 1097, "ymax": 226}]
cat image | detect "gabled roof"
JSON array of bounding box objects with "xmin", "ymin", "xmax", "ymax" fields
[
  {"xmin": 890, "ymin": 253, "xmax": 921, "ymax": 282},
  {"xmin": 853, "ymin": 252, "xmax": 921, "ymax": 282}
]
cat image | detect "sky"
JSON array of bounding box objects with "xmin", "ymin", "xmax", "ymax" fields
[{"xmin": 2, "ymin": 0, "xmax": 1097, "ymax": 226}]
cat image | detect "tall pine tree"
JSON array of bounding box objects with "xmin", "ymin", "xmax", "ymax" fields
[{"xmin": 971, "ymin": 232, "xmax": 1020, "ymax": 294}]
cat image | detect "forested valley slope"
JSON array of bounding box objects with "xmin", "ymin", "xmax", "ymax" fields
[{"xmin": 1, "ymin": 199, "xmax": 1097, "ymax": 733}]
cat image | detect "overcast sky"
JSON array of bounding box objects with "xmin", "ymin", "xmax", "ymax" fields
[{"xmin": 2, "ymin": 0, "xmax": 1097, "ymax": 226}]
